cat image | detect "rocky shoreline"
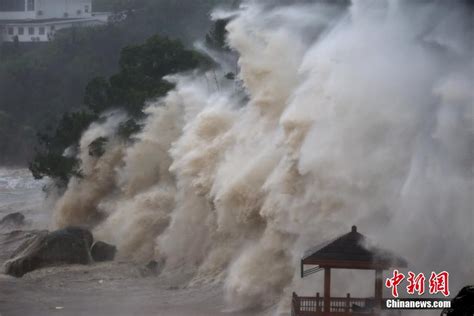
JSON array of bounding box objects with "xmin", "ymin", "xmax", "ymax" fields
[
  {"xmin": 2, "ymin": 211, "xmax": 473, "ymax": 316},
  {"xmin": 0, "ymin": 212, "xmax": 259, "ymax": 316}
]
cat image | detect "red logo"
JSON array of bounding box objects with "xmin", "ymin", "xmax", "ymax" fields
[
  {"xmin": 406, "ymin": 272, "xmax": 426, "ymax": 295},
  {"xmin": 385, "ymin": 270, "xmax": 450, "ymax": 297},
  {"xmin": 429, "ymin": 271, "xmax": 450, "ymax": 297},
  {"xmin": 385, "ymin": 269, "xmax": 405, "ymax": 297}
]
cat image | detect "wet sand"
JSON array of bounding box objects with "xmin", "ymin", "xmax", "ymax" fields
[{"xmin": 0, "ymin": 260, "xmax": 262, "ymax": 316}]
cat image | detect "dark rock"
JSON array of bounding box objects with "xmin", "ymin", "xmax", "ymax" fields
[
  {"xmin": 139, "ymin": 259, "xmax": 165, "ymax": 277},
  {"xmin": 4, "ymin": 227, "xmax": 93, "ymax": 277},
  {"xmin": 90, "ymin": 241, "xmax": 116, "ymax": 262},
  {"xmin": 0, "ymin": 212, "xmax": 25, "ymax": 226},
  {"xmin": 146, "ymin": 260, "xmax": 158, "ymax": 271},
  {"xmin": 55, "ymin": 227, "xmax": 94, "ymax": 249},
  {"xmin": 442, "ymin": 285, "xmax": 474, "ymax": 316},
  {"xmin": 0, "ymin": 230, "xmax": 47, "ymax": 266}
]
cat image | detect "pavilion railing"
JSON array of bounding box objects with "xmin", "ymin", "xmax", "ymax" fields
[{"xmin": 292, "ymin": 292, "xmax": 376, "ymax": 315}]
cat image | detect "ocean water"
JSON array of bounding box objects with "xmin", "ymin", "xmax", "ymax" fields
[{"xmin": 0, "ymin": 168, "xmax": 50, "ymax": 230}]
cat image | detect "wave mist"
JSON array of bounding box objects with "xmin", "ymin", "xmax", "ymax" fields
[{"xmin": 52, "ymin": 0, "xmax": 473, "ymax": 313}]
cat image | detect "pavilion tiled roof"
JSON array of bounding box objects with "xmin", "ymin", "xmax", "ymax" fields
[{"xmin": 302, "ymin": 226, "xmax": 408, "ymax": 270}]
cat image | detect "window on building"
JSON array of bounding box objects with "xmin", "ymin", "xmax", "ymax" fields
[
  {"xmin": 77, "ymin": 9, "xmax": 82, "ymax": 15},
  {"xmin": 0, "ymin": 0, "xmax": 25, "ymax": 12},
  {"xmin": 18, "ymin": 27, "xmax": 24, "ymax": 35},
  {"xmin": 8, "ymin": 27, "xmax": 14, "ymax": 35},
  {"xmin": 28, "ymin": 27, "xmax": 34, "ymax": 35},
  {"xmin": 27, "ymin": 0, "xmax": 35, "ymax": 11},
  {"xmin": 85, "ymin": 5, "xmax": 90, "ymax": 13},
  {"xmin": 39, "ymin": 27, "xmax": 45, "ymax": 35}
]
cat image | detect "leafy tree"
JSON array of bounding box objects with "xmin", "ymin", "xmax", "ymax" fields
[
  {"xmin": 84, "ymin": 36, "xmax": 209, "ymax": 115},
  {"xmin": 29, "ymin": 35, "xmax": 208, "ymax": 185},
  {"xmin": 118, "ymin": 119, "xmax": 141, "ymax": 139},
  {"xmin": 29, "ymin": 154, "xmax": 80, "ymax": 185},
  {"xmin": 29, "ymin": 111, "xmax": 97, "ymax": 184},
  {"xmin": 88, "ymin": 137, "xmax": 108, "ymax": 157},
  {"xmin": 84, "ymin": 77, "xmax": 111, "ymax": 114}
]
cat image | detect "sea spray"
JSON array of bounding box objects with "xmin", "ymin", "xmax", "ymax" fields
[
  {"xmin": 54, "ymin": 111, "xmax": 127, "ymax": 228},
  {"xmin": 52, "ymin": 0, "xmax": 473, "ymax": 313}
]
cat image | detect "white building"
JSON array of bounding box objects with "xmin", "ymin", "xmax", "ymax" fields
[{"xmin": 0, "ymin": 0, "xmax": 109, "ymax": 43}]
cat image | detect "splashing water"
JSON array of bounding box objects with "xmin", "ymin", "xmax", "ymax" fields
[{"xmin": 52, "ymin": 0, "xmax": 473, "ymax": 313}]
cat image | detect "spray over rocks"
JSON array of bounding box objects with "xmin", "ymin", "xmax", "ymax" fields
[{"xmin": 52, "ymin": 0, "xmax": 473, "ymax": 312}]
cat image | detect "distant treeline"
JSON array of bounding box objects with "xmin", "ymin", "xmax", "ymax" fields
[{"xmin": 0, "ymin": 0, "xmax": 233, "ymax": 165}]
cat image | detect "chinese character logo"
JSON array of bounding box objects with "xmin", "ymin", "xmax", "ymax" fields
[
  {"xmin": 385, "ymin": 270, "xmax": 450, "ymax": 297},
  {"xmin": 407, "ymin": 272, "xmax": 426, "ymax": 295},
  {"xmin": 429, "ymin": 271, "xmax": 450, "ymax": 297},
  {"xmin": 385, "ymin": 269, "xmax": 405, "ymax": 297}
]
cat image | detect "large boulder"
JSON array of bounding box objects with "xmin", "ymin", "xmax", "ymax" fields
[
  {"xmin": 90, "ymin": 241, "xmax": 116, "ymax": 262},
  {"xmin": 4, "ymin": 227, "xmax": 93, "ymax": 277},
  {"xmin": 0, "ymin": 230, "xmax": 46, "ymax": 265},
  {"xmin": 0, "ymin": 212, "xmax": 25, "ymax": 227}
]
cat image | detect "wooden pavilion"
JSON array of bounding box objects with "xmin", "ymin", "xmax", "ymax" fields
[{"xmin": 291, "ymin": 225, "xmax": 407, "ymax": 316}]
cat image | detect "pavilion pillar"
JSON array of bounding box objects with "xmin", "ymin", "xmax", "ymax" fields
[
  {"xmin": 323, "ymin": 267, "xmax": 331, "ymax": 314},
  {"xmin": 374, "ymin": 269, "xmax": 383, "ymax": 311}
]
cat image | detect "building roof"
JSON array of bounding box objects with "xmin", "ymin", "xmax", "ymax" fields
[
  {"xmin": 0, "ymin": 17, "xmax": 103, "ymax": 25},
  {"xmin": 301, "ymin": 226, "xmax": 408, "ymax": 271}
]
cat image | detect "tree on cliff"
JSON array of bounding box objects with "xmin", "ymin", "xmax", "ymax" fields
[{"xmin": 29, "ymin": 35, "xmax": 208, "ymax": 186}]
